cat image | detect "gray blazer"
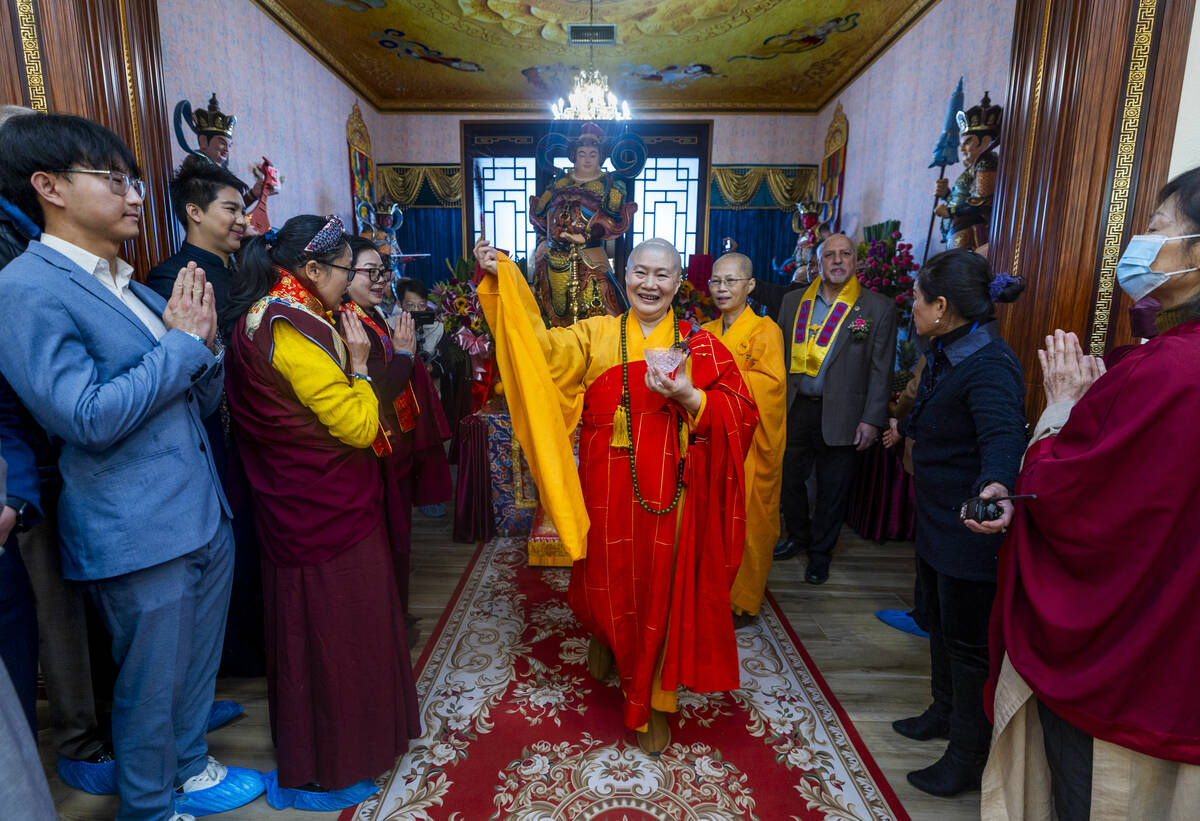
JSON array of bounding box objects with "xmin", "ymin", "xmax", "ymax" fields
[
  {"xmin": 777, "ymin": 285, "xmax": 898, "ymax": 447},
  {"xmin": 0, "ymin": 241, "xmax": 231, "ymax": 580}
]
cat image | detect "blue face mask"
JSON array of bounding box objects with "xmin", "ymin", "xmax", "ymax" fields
[{"xmin": 1116, "ymin": 233, "xmax": 1200, "ymax": 301}]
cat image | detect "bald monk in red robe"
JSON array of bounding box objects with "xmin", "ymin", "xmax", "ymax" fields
[{"xmin": 475, "ymin": 236, "xmax": 757, "ymax": 753}]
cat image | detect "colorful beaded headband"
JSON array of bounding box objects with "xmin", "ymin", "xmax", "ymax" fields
[{"xmin": 304, "ymin": 215, "xmax": 345, "ymax": 254}]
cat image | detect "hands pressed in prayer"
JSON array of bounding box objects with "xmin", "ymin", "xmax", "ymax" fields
[
  {"xmin": 473, "ymin": 237, "xmax": 499, "ymax": 275},
  {"xmin": 339, "ymin": 309, "xmax": 372, "ymax": 375},
  {"xmin": 645, "ymin": 359, "xmax": 703, "ymax": 416},
  {"xmin": 1039, "ymin": 329, "xmax": 1106, "ymax": 405},
  {"xmin": 392, "ymin": 311, "xmax": 416, "ymax": 355},
  {"xmin": 882, "ymin": 417, "xmax": 902, "ymax": 449},
  {"xmin": 163, "ymin": 262, "xmax": 217, "ymax": 347},
  {"xmin": 853, "ymin": 421, "xmax": 880, "ymax": 451},
  {"xmin": 962, "ymin": 481, "xmax": 1013, "ymax": 534}
]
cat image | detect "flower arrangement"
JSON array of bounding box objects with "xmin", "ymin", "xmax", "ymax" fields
[
  {"xmin": 430, "ymin": 278, "xmax": 492, "ymax": 354},
  {"xmin": 848, "ymin": 317, "xmax": 871, "ymax": 341},
  {"xmin": 856, "ymin": 229, "xmax": 919, "ymax": 324},
  {"xmin": 673, "ymin": 279, "xmax": 719, "ymax": 324}
]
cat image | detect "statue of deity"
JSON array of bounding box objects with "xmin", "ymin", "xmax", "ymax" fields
[
  {"xmin": 530, "ymin": 123, "xmax": 643, "ymax": 326},
  {"xmin": 173, "ymin": 93, "xmax": 280, "ymax": 228},
  {"xmin": 934, "ymin": 91, "xmax": 1002, "ymax": 254}
]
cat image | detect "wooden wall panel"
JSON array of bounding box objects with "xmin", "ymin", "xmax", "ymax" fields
[
  {"xmin": 990, "ymin": 0, "xmax": 1195, "ymax": 419},
  {"xmin": 0, "ymin": 2, "xmax": 24, "ymax": 106},
  {"xmin": 2, "ymin": 0, "xmax": 178, "ymax": 278}
]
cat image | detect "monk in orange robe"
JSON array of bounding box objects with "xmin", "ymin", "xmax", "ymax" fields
[
  {"xmin": 475, "ymin": 237, "xmax": 757, "ymax": 753},
  {"xmin": 702, "ymin": 253, "xmax": 786, "ymax": 622}
]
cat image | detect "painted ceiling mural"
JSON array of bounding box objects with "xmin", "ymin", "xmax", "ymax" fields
[{"xmin": 251, "ymin": 0, "xmax": 940, "ymax": 113}]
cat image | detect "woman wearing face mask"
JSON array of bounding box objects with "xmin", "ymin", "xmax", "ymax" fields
[
  {"xmin": 982, "ymin": 167, "xmax": 1200, "ymax": 820},
  {"xmin": 222, "ymin": 216, "xmax": 420, "ymax": 811},
  {"xmin": 338, "ymin": 236, "xmax": 452, "ymax": 631}
]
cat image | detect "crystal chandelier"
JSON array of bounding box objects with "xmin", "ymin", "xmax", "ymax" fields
[
  {"xmin": 551, "ymin": 0, "xmax": 631, "ymax": 120},
  {"xmin": 552, "ymin": 70, "xmax": 630, "ymax": 120}
]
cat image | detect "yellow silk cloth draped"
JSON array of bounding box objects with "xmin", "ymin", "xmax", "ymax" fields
[
  {"xmin": 710, "ymin": 166, "xmax": 818, "ymax": 208},
  {"xmin": 703, "ymin": 309, "xmax": 787, "ymax": 615},
  {"xmin": 476, "ymin": 252, "xmax": 590, "ymax": 559},
  {"xmin": 376, "ymin": 165, "xmax": 462, "ymax": 207}
]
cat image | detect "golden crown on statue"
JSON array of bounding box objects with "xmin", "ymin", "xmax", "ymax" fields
[
  {"xmin": 192, "ymin": 93, "xmax": 236, "ymax": 138},
  {"xmin": 955, "ymin": 91, "xmax": 1002, "ymax": 138}
]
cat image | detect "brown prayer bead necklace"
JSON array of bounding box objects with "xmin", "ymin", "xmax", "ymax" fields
[{"xmin": 618, "ymin": 311, "xmax": 686, "ymax": 515}]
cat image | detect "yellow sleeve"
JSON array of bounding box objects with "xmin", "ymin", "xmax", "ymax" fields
[
  {"xmin": 270, "ymin": 320, "xmax": 381, "ymax": 449},
  {"xmin": 477, "ymin": 254, "xmax": 590, "ymax": 560},
  {"xmin": 744, "ymin": 323, "xmax": 788, "ymax": 461}
]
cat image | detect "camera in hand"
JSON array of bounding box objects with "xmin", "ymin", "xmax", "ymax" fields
[
  {"xmin": 407, "ymin": 310, "xmax": 437, "ymax": 326},
  {"xmin": 959, "ymin": 493, "xmax": 1038, "ymax": 523}
]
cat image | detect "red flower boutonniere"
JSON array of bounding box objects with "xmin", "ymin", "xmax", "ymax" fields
[{"xmin": 849, "ymin": 317, "xmax": 871, "ymax": 340}]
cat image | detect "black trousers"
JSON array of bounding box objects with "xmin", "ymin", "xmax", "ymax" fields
[
  {"xmin": 913, "ymin": 556, "xmax": 995, "ymax": 763},
  {"xmin": 780, "ymin": 396, "xmax": 857, "ymax": 561},
  {"xmin": 1038, "ymin": 699, "xmax": 1094, "ymax": 821}
]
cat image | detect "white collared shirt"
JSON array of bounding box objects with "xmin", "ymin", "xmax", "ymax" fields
[{"xmin": 42, "ymin": 234, "xmax": 167, "ymax": 340}]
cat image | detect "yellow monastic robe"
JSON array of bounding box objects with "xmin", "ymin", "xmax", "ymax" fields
[{"xmin": 703, "ymin": 308, "xmax": 786, "ymax": 616}]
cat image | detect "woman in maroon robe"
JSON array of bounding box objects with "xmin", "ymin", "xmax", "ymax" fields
[
  {"xmin": 222, "ymin": 215, "xmax": 420, "ymax": 811},
  {"xmin": 339, "ymin": 236, "xmax": 452, "ymax": 624},
  {"xmin": 982, "ymin": 168, "xmax": 1200, "ymax": 818}
]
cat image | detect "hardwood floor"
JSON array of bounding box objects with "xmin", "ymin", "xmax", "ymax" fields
[{"xmin": 43, "ymin": 515, "xmax": 979, "ymax": 820}]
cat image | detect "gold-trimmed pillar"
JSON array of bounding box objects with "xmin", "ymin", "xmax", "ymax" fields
[{"xmin": 990, "ymin": 0, "xmax": 1196, "ymax": 419}]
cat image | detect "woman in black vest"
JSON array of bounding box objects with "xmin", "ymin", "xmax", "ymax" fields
[{"xmin": 894, "ymin": 248, "xmax": 1027, "ymax": 796}]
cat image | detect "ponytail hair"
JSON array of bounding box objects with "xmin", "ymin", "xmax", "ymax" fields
[{"xmin": 222, "ymin": 214, "xmax": 350, "ymax": 333}]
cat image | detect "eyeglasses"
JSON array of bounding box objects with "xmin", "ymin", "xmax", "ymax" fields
[
  {"xmin": 326, "ymin": 262, "xmax": 360, "ymax": 282},
  {"xmin": 58, "ymin": 168, "xmax": 146, "ymax": 198},
  {"xmin": 355, "ymin": 266, "xmax": 393, "ymax": 283},
  {"xmin": 708, "ymin": 277, "xmax": 751, "ymax": 289},
  {"xmin": 400, "ymin": 301, "xmax": 427, "ymax": 312}
]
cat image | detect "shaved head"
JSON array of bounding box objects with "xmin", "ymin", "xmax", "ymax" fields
[
  {"xmin": 627, "ymin": 238, "xmax": 682, "ymax": 277},
  {"xmin": 714, "ymin": 252, "xmax": 752, "ymax": 277}
]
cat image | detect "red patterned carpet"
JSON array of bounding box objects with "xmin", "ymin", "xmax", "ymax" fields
[{"xmin": 341, "ymin": 537, "xmax": 909, "ymax": 821}]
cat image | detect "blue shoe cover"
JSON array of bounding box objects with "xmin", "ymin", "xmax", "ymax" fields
[
  {"xmin": 207, "ymin": 700, "xmax": 245, "ymax": 732},
  {"xmin": 57, "ymin": 755, "xmax": 117, "ymax": 795},
  {"xmin": 419, "ymin": 503, "xmax": 448, "ymax": 518},
  {"xmin": 174, "ymin": 765, "xmax": 265, "ymax": 817},
  {"xmin": 875, "ymin": 609, "xmax": 930, "ymax": 638},
  {"xmin": 263, "ymin": 770, "xmax": 379, "ymax": 811}
]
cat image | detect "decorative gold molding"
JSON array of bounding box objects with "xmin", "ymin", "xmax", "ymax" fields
[
  {"xmin": 824, "ymin": 102, "xmax": 848, "ymax": 155},
  {"xmin": 346, "ymin": 102, "xmax": 371, "ymax": 155},
  {"xmin": 1090, "ymin": 0, "xmax": 1158, "ymax": 355},
  {"xmin": 1010, "ymin": 0, "xmax": 1055, "ymax": 283},
  {"xmin": 117, "ymin": 0, "xmax": 144, "ymax": 168},
  {"xmin": 15, "ymin": 0, "xmax": 47, "ymax": 112}
]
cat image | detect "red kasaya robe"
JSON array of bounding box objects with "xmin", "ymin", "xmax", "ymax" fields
[
  {"xmin": 477, "ymin": 254, "xmax": 758, "ymax": 731},
  {"xmin": 988, "ymin": 318, "xmax": 1200, "ymax": 764}
]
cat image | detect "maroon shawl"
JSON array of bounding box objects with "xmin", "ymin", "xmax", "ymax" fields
[{"xmin": 988, "ymin": 319, "xmax": 1200, "ymax": 763}]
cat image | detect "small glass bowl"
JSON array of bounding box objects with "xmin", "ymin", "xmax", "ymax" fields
[{"xmin": 644, "ymin": 346, "xmax": 687, "ymax": 376}]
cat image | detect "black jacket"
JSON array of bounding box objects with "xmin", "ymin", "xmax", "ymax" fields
[{"xmin": 901, "ymin": 320, "xmax": 1027, "ymax": 580}]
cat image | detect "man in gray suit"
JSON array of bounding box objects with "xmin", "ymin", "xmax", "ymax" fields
[
  {"xmin": 0, "ymin": 114, "xmax": 263, "ymax": 821},
  {"xmin": 774, "ymin": 233, "xmax": 897, "ymax": 584}
]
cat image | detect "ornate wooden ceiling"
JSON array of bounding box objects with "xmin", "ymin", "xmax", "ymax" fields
[{"xmin": 252, "ymin": 0, "xmax": 940, "ymax": 113}]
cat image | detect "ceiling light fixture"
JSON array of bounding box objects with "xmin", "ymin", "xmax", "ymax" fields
[{"xmin": 551, "ymin": 0, "xmax": 631, "ymax": 120}]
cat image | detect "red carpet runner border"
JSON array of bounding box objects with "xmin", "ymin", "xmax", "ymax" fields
[{"xmin": 342, "ymin": 537, "xmax": 909, "ymax": 821}]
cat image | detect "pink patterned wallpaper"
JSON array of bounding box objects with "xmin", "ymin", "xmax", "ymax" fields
[
  {"xmin": 814, "ymin": 0, "xmax": 1018, "ymax": 261},
  {"xmin": 157, "ymin": 0, "xmax": 381, "ymax": 229}
]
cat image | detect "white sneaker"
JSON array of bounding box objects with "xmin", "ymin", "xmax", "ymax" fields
[
  {"xmin": 178, "ymin": 755, "xmax": 228, "ymax": 792},
  {"xmin": 170, "ymin": 814, "xmax": 196, "ymax": 821}
]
